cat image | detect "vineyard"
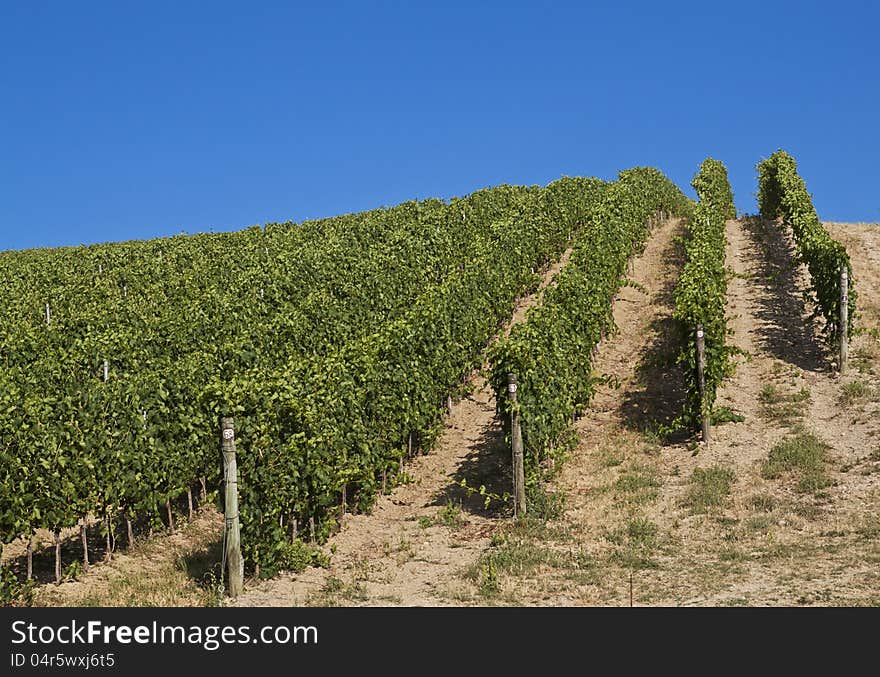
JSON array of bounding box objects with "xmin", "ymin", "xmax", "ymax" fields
[{"xmin": 2, "ymin": 151, "xmax": 878, "ymax": 607}]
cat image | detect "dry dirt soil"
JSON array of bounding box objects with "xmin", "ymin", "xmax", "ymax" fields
[{"xmin": 17, "ymin": 218, "xmax": 880, "ymax": 607}]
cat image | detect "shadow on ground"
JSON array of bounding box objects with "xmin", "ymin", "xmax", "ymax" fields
[
  {"xmin": 431, "ymin": 395, "xmax": 512, "ymax": 519},
  {"xmin": 4, "ymin": 493, "xmax": 216, "ymax": 588},
  {"xmin": 741, "ymin": 217, "xmax": 827, "ymax": 372},
  {"xmin": 618, "ymin": 226, "xmax": 689, "ymax": 440}
]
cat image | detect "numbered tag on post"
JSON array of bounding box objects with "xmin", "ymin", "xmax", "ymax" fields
[{"xmin": 223, "ymin": 429, "xmax": 235, "ymax": 440}]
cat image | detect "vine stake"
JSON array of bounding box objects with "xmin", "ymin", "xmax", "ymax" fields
[
  {"xmin": 839, "ymin": 267, "xmax": 848, "ymax": 374},
  {"xmin": 696, "ymin": 324, "xmax": 710, "ymax": 444},
  {"xmin": 507, "ymin": 373, "xmax": 527, "ymax": 518},
  {"xmin": 221, "ymin": 418, "xmax": 243, "ymax": 597}
]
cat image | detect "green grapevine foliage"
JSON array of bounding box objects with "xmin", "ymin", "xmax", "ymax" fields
[
  {"xmin": 488, "ymin": 168, "xmax": 690, "ymax": 477},
  {"xmin": 756, "ymin": 150, "xmax": 855, "ymax": 347},
  {"xmin": 673, "ymin": 158, "xmax": 735, "ymax": 427},
  {"xmin": 0, "ymin": 176, "xmax": 615, "ymax": 574}
]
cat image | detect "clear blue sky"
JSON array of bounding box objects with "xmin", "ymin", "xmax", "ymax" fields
[{"xmin": 2, "ymin": 1, "xmax": 877, "ymax": 251}]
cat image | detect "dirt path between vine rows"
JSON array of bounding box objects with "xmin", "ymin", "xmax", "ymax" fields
[{"xmin": 477, "ymin": 217, "xmax": 880, "ymax": 606}]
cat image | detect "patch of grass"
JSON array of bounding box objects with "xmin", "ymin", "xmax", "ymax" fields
[
  {"xmin": 598, "ymin": 446, "xmax": 625, "ymax": 468},
  {"xmin": 614, "ymin": 463, "xmax": 661, "ymax": 504},
  {"xmin": 748, "ymin": 493, "xmax": 776, "ymax": 512},
  {"xmin": 718, "ymin": 546, "xmax": 748, "ymax": 562},
  {"xmin": 761, "ymin": 430, "xmax": 832, "ymax": 494},
  {"xmin": 626, "ymin": 516, "xmax": 658, "ymax": 546},
  {"xmin": 310, "ymin": 575, "xmax": 369, "ymax": 606},
  {"xmin": 75, "ymin": 564, "xmax": 223, "ymax": 607},
  {"xmin": 682, "ymin": 466, "xmax": 735, "ymax": 513},
  {"xmin": 719, "ymin": 596, "xmax": 750, "ymax": 606},
  {"xmin": 436, "ymin": 500, "xmax": 465, "ymax": 530},
  {"xmin": 744, "ymin": 515, "xmax": 774, "ymax": 534},
  {"xmin": 856, "ymin": 518, "xmax": 880, "ymax": 541},
  {"xmin": 853, "ymin": 341, "xmax": 880, "ymax": 374},
  {"xmin": 791, "ymin": 502, "xmax": 822, "ymax": 520},
  {"xmin": 322, "ymin": 576, "xmax": 345, "ymax": 594},
  {"xmin": 758, "ymin": 542, "xmax": 807, "ymax": 561},
  {"xmin": 468, "ymin": 530, "xmax": 578, "ymax": 599},
  {"xmin": 711, "ymin": 407, "xmax": 745, "ymax": 425},
  {"xmin": 606, "ymin": 517, "xmax": 660, "ymax": 570},
  {"xmin": 525, "ymin": 484, "xmax": 566, "ymax": 521},
  {"xmin": 758, "ymin": 384, "xmax": 811, "ymax": 425},
  {"xmin": 839, "ymin": 379, "xmax": 875, "ymax": 407}
]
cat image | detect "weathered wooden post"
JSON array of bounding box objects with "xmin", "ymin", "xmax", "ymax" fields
[
  {"xmin": 125, "ymin": 512, "xmax": 134, "ymax": 549},
  {"xmin": 80, "ymin": 520, "xmax": 89, "ymax": 572},
  {"xmin": 105, "ymin": 513, "xmax": 113, "ymax": 561},
  {"xmin": 54, "ymin": 531, "xmax": 61, "ymax": 584},
  {"xmin": 507, "ymin": 373, "xmax": 527, "ymax": 518},
  {"xmin": 839, "ymin": 267, "xmax": 849, "ymax": 374},
  {"xmin": 221, "ymin": 417, "xmax": 243, "ymax": 597},
  {"xmin": 696, "ymin": 324, "xmax": 710, "ymax": 444},
  {"xmin": 45, "ymin": 303, "xmax": 51, "ymax": 325},
  {"xmin": 26, "ymin": 535, "xmax": 33, "ymax": 580},
  {"xmin": 103, "ymin": 360, "xmax": 109, "ymax": 383},
  {"xmin": 165, "ymin": 498, "xmax": 174, "ymax": 532}
]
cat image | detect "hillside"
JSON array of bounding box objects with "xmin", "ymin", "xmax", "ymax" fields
[{"xmin": 3, "ymin": 157, "xmax": 878, "ymax": 607}]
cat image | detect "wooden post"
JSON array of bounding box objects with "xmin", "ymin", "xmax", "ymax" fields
[
  {"xmin": 199, "ymin": 476, "xmax": 207, "ymax": 502},
  {"xmin": 165, "ymin": 498, "xmax": 174, "ymax": 532},
  {"xmin": 105, "ymin": 513, "xmax": 113, "ymax": 561},
  {"xmin": 507, "ymin": 373, "xmax": 527, "ymax": 518},
  {"xmin": 840, "ymin": 267, "xmax": 849, "ymax": 374},
  {"xmin": 45, "ymin": 303, "xmax": 51, "ymax": 325},
  {"xmin": 125, "ymin": 512, "xmax": 134, "ymax": 549},
  {"xmin": 103, "ymin": 360, "xmax": 109, "ymax": 383},
  {"xmin": 80, "ymin": 521, "xmax": 90, "ymax": 572},
  {"xmin": 381, "ymin": 468, "xmax": 387, "ymax": 495},
  {"xmin": 696, "ymin": 324, "xmax": 710, "ymax": 444},
  {"xmin": 26, "ymin": 535, "xmax": 33, "ymax": 580},
  {"xmin": 221, "ymin": 418, "xmax": 243, "ymax": 597},
  {"xmin": 290, "ymin": 517, "xmax": 298, "ymax": 544},
  {"xmin": 187, "ymin": 488, "xmax": 194, "ymax": 520},
  {"xmin": 54, "ymin": 531, "xmax": 61, "ymax": 584},
  {"xmin": 309, "ymin": 516, "xmax": 316, "ymax": 544},
  {"xmin": 446, "ymin": 394, "xmax": 453, "ymax": 416},
  {"xmin": 407, "ymin": 432, "xmax": 413, "ymax": 458},
  {"xmin": 341, "ymin": 484, "xmax": 347, "ymax": 516}
]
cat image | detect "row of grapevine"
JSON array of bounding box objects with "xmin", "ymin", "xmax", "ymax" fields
[
  {"xmin": 205, "ymin": 177, "xmax": 609, "ymax": 570},
  {"xmin": 487, "ymin": 168, "xmax": 690, "ymax": 479},
  {"xmin": 672, "ymin": 158, "xmax": 735, "ymax": 428},
  {"xmin": 0, "ymin": 176, "xmax": 603, "ymax": 575},
  {"xmin": 756, "ymin": 149, "xmax": 855, "ymax": 347}
]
